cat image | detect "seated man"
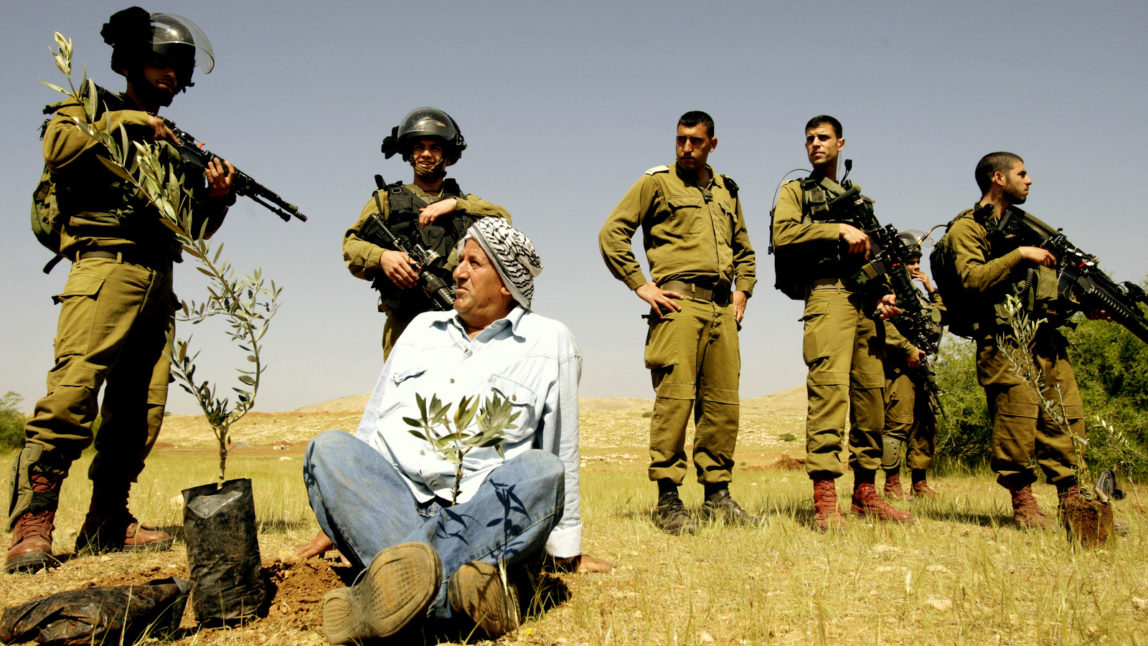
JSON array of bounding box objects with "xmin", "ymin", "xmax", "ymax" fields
[{"xmin": 304, "ymin": 218, "xmax": 608, "ymax": 643}]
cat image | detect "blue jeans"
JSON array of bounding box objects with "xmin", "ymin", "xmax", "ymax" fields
[{"xmin": 303, "ymin": 430, "xmax": 565, "ymax": 620}]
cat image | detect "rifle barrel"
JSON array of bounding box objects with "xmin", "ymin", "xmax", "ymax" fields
[{"xmin": 163, "ymin": 119, "xmax": 307, "ymax": 222}]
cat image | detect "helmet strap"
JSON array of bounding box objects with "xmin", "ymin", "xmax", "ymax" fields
[{"xmin": 411, "ymin": 156, "xmax": 448, "ymax": 181}]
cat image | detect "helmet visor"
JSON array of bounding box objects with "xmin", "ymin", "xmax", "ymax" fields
[{"xmin": 151, "ymin": 13, "xmax": 214, "ymax": 73}]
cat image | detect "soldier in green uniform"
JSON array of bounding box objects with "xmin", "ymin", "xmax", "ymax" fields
[
  {"xmin": 881, "ymin": 247, "xmax": 944, "ymax": 500},
  {"xmin": 342, "ymin": 107, "xmax": 511, "ymax": 358},
  {"xmin": 771, "ymin": 115, "xmax": 913, "ymax": 531},
  {"xmin": 599, "ymin": 111, "xmax": 758, "ymax": 535},
  {"xmin": 935, "ymin": 152, "xmax": 1094, "ymax": 528},
  {"xmin": 7, "ymin": 7, "xmax": 234, "ymax": 573}
]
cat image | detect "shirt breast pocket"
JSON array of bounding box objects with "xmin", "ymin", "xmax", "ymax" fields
[
  {"xmin": 663, "ymin": 195, "xmax": 705, "ymax": 239},
  {"xmin": 391, "ymin": 367, "xmax": 428, "ymax": 390},
  {"xmin": 487, "ymin": 375, "xmax": 538, "ymax": 443},
  {"xmin": 713, "ymin": 200, "xmax": 737, "ymax": 242}
]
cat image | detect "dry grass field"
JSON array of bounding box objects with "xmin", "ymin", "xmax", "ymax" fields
[{"xmin": 2, "ymin": 389, "xmax": 1146, "ymax": 645}]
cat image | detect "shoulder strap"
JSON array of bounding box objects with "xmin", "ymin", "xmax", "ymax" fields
[
  {"xmin": 800, "ymin": 177, "xmax": 831, "ymax": 220},
  {"xmin": 720, "ymin": 174, "xmax": 739, "ymax": 198},
  {"xmin": 441, "ymin": 178, "xmax": 464, "ymax": 197}
]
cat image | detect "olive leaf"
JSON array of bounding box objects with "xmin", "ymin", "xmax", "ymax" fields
[
  {"xmin": 403, "ymin": 391, "xmax": 518, "ymax": 504},
  {"xmin": 47, "ymin": 36, "xmax": 282, "ymax": 484}
]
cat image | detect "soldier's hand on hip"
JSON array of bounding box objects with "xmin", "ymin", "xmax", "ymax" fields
[
  {"xmin": 380, "ymin": 250, "xmax": 419, "ymax": 288},
  {"xmin": 733, "ymin": 290, "xmax": 748, "ymax": 323},
  {"xmin": 636, "ymin": 282, "xmax": 682, "ymax": 317},
  {"xmin": 419, "ymin": 198, "xmax": 458, "ymax": 226}
]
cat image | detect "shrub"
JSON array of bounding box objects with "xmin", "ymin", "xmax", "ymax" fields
[
  {"xmin": 932, "ymin": 309, "xmax": 1148, "ymax": 482},
  {"xmin": 0, "ymin": 392, "xmax": 27, "ymax": 450},
  {"xmin": 933, "ymin": 338, "xmax": 991, "ymax": 472},
  {"xmin": 1063, "ymin": 315, "xmax": 1148, "ymax": 480}
]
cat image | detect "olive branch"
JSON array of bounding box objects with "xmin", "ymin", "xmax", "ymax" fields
[
  {"xmin": 996, "ymin": 295, "xmax": 1096, "ymax": 494},
  {"xmin": 46, "ymin": 33, "xmax": 281, "ymax": 484},
  {"xmin": 402, "ymin": 392, "xmax": 519, "ymax": 505}
]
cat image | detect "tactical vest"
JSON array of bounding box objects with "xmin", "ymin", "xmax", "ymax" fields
[
  {"xmin": 370, "ymin": 180, "xmax": 473, "ymax": 313},
  {"xmin": 34, "ymin": 85, "xmax": 184, "ymax": 270},
  {"xmin": 930, "ymin": 206, "xmax": 1060, "ymax": 338},
  {"xmin": 920, "ymin": 295, "xmax": 946, "ymax": 349},
  {"xmin": 771, "ymin": 177, "xmax": 851, "ymax": 300},
  {"xmin": 32, "ymin": 85, "xmax": 124, "ymax": 272}
]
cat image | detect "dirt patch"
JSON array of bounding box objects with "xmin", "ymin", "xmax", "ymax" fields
[
  {"xmin": 771, "ymin": 454, "xmax": 806, "ymax": 470},
  {"xmin": 1062, "ymin": 495, "xmax": 1114, "ymax": 548},
  {"xmin": 262, "ymin": 559, "xmax": 344, "ymax": 628},
  {"xmin": 86, "ymin": 558, "xmax": 343, "ymax": 633}
]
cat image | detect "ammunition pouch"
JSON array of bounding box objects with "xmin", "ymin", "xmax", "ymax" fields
[{"xmin": 364, "ymin": 181, "xmax": 471, "ymax": 313}]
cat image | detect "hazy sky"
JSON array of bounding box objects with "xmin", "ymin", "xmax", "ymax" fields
[{"xmin": 2, "ymin": 1, "xmax": 1145, "ymax": 414}]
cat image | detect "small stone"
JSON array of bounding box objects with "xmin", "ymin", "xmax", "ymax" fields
[{"xmin": 925, "ymin": 598, "xmax": 953, "ymax": 611}]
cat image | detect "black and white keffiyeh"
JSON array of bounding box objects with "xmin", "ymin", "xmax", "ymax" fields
[{"xmin": 460, "ymin": 219, "xmax": 542, "ymax": 310}]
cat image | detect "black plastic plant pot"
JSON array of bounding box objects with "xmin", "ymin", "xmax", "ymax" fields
[{"xmin": 182, "ymin": 478, "xmax": 266, "ymax": 625}]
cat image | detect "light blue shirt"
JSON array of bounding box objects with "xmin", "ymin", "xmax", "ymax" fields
[{"xmin": 355, "ymin": 306, "xmax": 583, "ymax": 558}]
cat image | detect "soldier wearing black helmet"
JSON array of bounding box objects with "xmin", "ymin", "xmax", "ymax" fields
[
  {"xmin": 7, "ymin": 7, "xmax": 234, "ymax": 573},
  {"xmin": 880, "ymin": 235, "xmax": 945, "ymax": 500},
  {"xmin": 343, "ymin": 107, "xmax": 511, "ymax": 357}
]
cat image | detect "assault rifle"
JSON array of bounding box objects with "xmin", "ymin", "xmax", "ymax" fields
[
  {"xmin": 993, "ymin": 210, "xmax": 1148, "ymax": 344},
  {"xmin": 827, "ymin": 183, "xmax": 945, "ymax": 415},
  {"xmin": 359, "ymin": 174, "xmax": 455, "ymax": 311},
  {"xmin": 163, "ymin": 119, "xmax": 307, "ymax": 223}
]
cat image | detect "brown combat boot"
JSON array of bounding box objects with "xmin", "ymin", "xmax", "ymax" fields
[
  {"xmin": 6, "ymin": 470, "xmax": 63, "ymax": 574},
  {"xmin": 1009, "ymin": 484, "xmax": 1052, "ymax": 529},
  {"xmin": 852, "ymin": 482, "xmax": 915, "ymax": 524},
  {"xmin": 75, "ymin": 480, "xmax": 172, "ymax": 554},
  {"xmin": 883, "ymin": 471, "xmax": 905, "ymax": 500},
  {"xmin": 910, "ymin": 470, "xmax": 939, "ymax": 499},
  {"xmin": 812, "ymin": 477, "xmax": 846, "ymax": 532}
]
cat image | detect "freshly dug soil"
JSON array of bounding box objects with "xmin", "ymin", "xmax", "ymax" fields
[
  {"xmin": 1062, "ymin": 495, "xmax": 1114, "ymax": 548},
  {"xmin": 88, "ymin": 558, "xmax": 344, "ymax": 632}
]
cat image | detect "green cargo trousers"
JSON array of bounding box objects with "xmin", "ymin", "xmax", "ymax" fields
[
  {"xmin": 882, "ymin": 371, "xmax": 937, "ymax": 471},
  {"xmin": 802, "ymin": 281, "xmax": 886, "ymax": 478},
  {"xmin": 976, "ymin": 329, "xmax": 1081, "ymax": 488},
  {"xmin": 382, "ymin": 307, "xmax": 418, "ymax": 360},
  {"xmin": 15, "ymin": 256, "xmax": 174, "ymax": 521},
  {"xmin": 643, "ymin": 296, "xmax": 740, "ymax": 485}
]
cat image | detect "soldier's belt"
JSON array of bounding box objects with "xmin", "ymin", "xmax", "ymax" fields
[
  {"xmin": 660, "ymin": 280, "xmax": 731, "ymax": 306},
  {"xmin": 810, "ymin": 277, "xmax": 847, "ymax": 288},
  {"xmin": 74, "ymin": 249, "xmax": 173, "ymax": 272}
]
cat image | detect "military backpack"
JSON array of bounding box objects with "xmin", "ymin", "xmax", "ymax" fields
[
  {"xmin": 928, "ymin": 210, "xmax": 980, "ymax": 338},
  {"xmin": 769, "ymin": 177, "xmax": 848, "ymax": 300},
  {"xmin": 31, "ymin": 165, "xmax": 61, "ymax": 259}
]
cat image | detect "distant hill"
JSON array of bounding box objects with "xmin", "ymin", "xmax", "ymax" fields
[
  {"xmin": 294, "ymin": 393, "xmax": 372, "ymax": 413},
  {"xmin": 292, "ymin": 386, "xmax": 805, "ymax": 417},
  {"xmin": 157, "ymin": 385, "xmax": 806, "ymax": 449}
]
